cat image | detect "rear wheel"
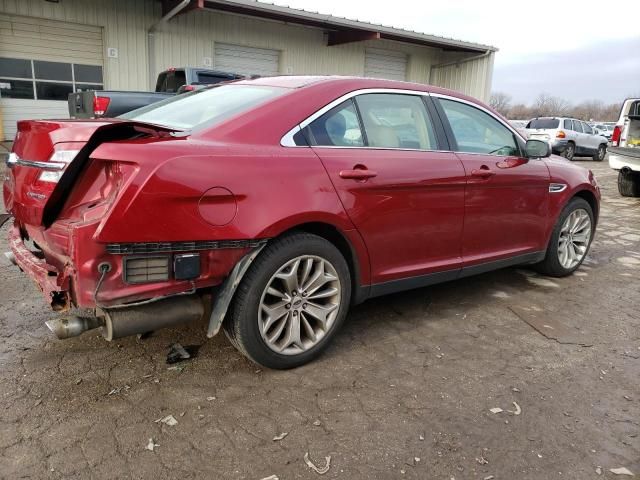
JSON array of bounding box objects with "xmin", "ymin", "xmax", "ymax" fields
[
  {"xmin": 224, "ymin": 232, "xmax": 351, "ymax": 369},
  {"xmin": 618, "ymin": 170, "xmax": 640, "ymax": 197},
  {"xmin": 563, "ymin": 142, "xmax": 576, "ymax": 161},
  {"xmin": 534, "ymin": 197, "xmax": 594, "ymax": 277},
  {"xmin": 592, "ymin": 144, "xmax": 606, "ymax": 161}
]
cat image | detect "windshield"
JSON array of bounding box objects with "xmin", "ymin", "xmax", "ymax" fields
[
  {"xmin": 120, "ymin": 84, "xmax": 287, "ymax": 130},
  {"xmin": 526, "ymin": 118, "xmax": 559, "ymax": 129}
]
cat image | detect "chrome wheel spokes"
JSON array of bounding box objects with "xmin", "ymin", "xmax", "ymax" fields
[
  {"xmin": 557, "ymin": 208, "xmax": 591, "ymax": 269},
  {"xmin": 259, "ymin": 255, "xmax": 341, "ymax": 355}
]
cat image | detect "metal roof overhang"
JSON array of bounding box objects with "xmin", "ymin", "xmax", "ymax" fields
[{"xmin": 161, "ymin": 0, "xmax": 497, "ymax": 53}]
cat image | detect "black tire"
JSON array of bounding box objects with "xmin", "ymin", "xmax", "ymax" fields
[
  {"xmin": 618, "ymin": 170, "xmax": 640, "ymax": 197},
  {"xmin": 534, "ymin": 197, "xmax": 594, "ymax": 277},
  {"xmin": 563, "ymin": 142, "xmax": 575, "ymax": 161},
  {"xmin": 592, "ymin": 144, "xmax": 606, "ymax": 161},
  {"xmin": 224, "ymin": 232, "xmax": 351, "ymax": 369}
]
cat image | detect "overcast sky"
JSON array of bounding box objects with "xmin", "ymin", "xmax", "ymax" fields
[{"xmin": 267, "ymin": 0, "xmax": 640, "ymax": 105}]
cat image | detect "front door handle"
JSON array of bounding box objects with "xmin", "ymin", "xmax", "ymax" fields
[
  {"xmin": 339, "ymin": 169, "xmax": 378, "ymax": 180},
  {"xmin": 470, "ymin": 166, "xmax": 495, "ymax": 178}
]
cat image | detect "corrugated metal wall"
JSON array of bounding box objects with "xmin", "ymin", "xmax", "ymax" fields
[
  {"xmin": 0, "ymin": 0, "xmax": 492, "ymax": 96},
  {"xmin": 430, "ymin": 52, "xmax": 495, "ymax": 102}
]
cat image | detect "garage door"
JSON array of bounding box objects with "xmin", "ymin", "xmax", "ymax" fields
[
  {"xmin": 364, "ymin": 48, "xmax": 407, "ymax": 81},
  {"xmin": 0, "ymin": 14, "xmax": 104, "ymax": 140},
  {"xmin": 214, "ymin": 43, "xmax": 280, "ymax": 77}
]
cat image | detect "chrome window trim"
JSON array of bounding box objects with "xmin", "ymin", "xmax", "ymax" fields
[
  {"xmin": 280, "ymin": 88, "xmax": 529, "ymax": 158},
  {"xmin": 280, "ymin": 88, "xmax": 432, "ymax": 148},
  {"xmin": 5, "ymin": 153, "xmax": 66, "ymax": 171}
]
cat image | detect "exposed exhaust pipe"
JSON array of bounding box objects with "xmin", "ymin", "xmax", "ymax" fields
[
  {"xmin": 46, "ymin": 316, "xmax": 105, "ymax": 340},
  {"xmin": 98, "ymin": 295, "xmax": 206, "ymax": 341},
  {"xmin": 4, "ymin": 251, "xmax": 17, "ymax": 266}
]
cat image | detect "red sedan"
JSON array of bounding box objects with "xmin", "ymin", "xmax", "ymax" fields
[{"xmin": 3, "ymin": 76, "xmax": 600, "ymax": 368}]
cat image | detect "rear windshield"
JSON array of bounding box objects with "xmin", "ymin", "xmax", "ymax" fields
[
  {"xmin": 120, "ymin": 84, "xmax": 287, "ymax": 130},
  {"xmin": 526, "ymin": 118, "xmax": 559, "ymax": 129}
]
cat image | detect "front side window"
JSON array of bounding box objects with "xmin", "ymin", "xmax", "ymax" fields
[
  {"xmin": 582, "ymin": 122, "xmax": 593, "ymax": 134},
  {"xmin": 304, "ymin": 99, "xmax": 364, "ymax": 147},
  {"xmin": 439, "ymin": 98, "xmax": 519, "ymax": 156},
  {"xmin": 121, "ymin": 84, "xmax": 287, "ymax": 130}
]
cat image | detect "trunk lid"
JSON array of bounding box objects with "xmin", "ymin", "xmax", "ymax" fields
[{"xmin": 3, "ymin": 118, "xmax": 176, "ymax": 227}]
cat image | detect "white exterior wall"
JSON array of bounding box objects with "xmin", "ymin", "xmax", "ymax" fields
[
  {"xmin": 430, "ymin": 52, "xmax": 495, "ymax": 102},
  {"xmin": 0, "ymin": 0, "xmax": 494, "ymax": 138}
]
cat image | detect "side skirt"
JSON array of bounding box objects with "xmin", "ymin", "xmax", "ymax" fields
[{"xmin": 365, "ymin": 251, "xmax": 546, "ymax": 300}]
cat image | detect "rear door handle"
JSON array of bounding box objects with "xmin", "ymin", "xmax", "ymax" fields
[
  {"xmin": 339, "ymin": 169, "xmax": 378, "ymax": 180},
  {"xmin": 470, "ymin": 167, "xmax": 495, "ymax": 178}
]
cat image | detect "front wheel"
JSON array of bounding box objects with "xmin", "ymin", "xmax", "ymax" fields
[
  {"xmin": 592, "ymin": 144, "xmax": 606, "ymax": 161},
  {"xmin": 224, "ymin": 232, "xmax": 351, "ymax": 369},
  {"xmin": 534, "ymin": 197, "xmax": 594, "ymax": 277}
]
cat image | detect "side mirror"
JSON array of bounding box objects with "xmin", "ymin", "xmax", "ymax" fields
[{"xmin": 525, "ymin": 139, "xmax": 551, "ymax": 159}]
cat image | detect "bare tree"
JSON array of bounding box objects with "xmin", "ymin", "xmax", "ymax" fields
[
  {"xmin": 531, "ymin": 93, "xmax": 571, "ymax": 117},
  {"xmin": 489, "ymin": 92, "xmax": 512, "ymax": 116}
]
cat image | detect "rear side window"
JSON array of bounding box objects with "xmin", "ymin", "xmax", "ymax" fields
[
  {"xmin": 564, "ymin": 119, "xmax": 572, "ymax": 129},
  {"xmin": 305, "ymin": 99, "xmax": 364, "ymax": 147},
  {"xmin": 572, "ymin": 120, "xmax": 583, "ymax": 133},
  {"xmin": 155, "ymin": 70, "xmax": 186, "ymax": 93},
  {"xmin": 526, "ymin": 118, "xmax": 560, "ymax": 129},
  {"xmin": 197, "ymin": 72, "xmax": 234, "ymax": 84},
  {"xmin": 439, "ymin": 98, "xmax": 519, "ymax": 156},
  {"xmin": 355, "ymin": 93, "xmax": 437, "ymax": 150}
]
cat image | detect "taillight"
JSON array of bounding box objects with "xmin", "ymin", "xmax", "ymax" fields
[
  {"xmin": 38, "ymin": 149, "xmax": 80, "ymax": 183},
  {"xmin": 611, "ymin": 125, "xmax": 622, "ymax": 146},
  {"xmin": 556, "ymin": 130, "xmax": 566, "ymax": 138},
  {"xmin": 183, "ymin": 85, "xmax": 196, "ymax": 92},
  {"xmin": 93, "ymin": 96, "xmax": 111, "ymax": 117}
]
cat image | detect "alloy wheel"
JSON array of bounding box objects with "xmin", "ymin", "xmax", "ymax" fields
[
  {"xmin": 557, "ymin": 208, "xmax": 591, "ymax": 269},
  {"xmin": 258, "ymin": 255, "xmax": 341, "ymax": 355},
  {"xmin": 564, "ymin": 144, "xmax": 575, "ymax": 160}
]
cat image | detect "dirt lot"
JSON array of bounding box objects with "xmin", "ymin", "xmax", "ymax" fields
[{"xmin": 0, "ymin": 159, "xmax": 638, "ymax": 479}]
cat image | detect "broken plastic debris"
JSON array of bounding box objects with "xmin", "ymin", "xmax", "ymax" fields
[
  {"xmin": 596, "ymin": 466, "xmax": 602, "ymax": 475},
  {"xmin": 272, "ymin": 432, "xmax": 288, "ymax": 441},
  {"xmin": 476, "ymin": 456, "xmax": 489, "ymax": 465},
  {"xmin": 313, "ymin": 420, "xmax": 322, "ymax": 426},
  {"xmin": 207, "ymin": 396, "xmax": 216, "ymax": 401},
  {"xmin": 484, "ymin": 476, "xmax": 495, "ymax": 480},
  {"xmin": 146, "ymin": 438, "xmax": 159, "ymax": 451},
  {"xmin": 489, "ymin": 408, "xmax": 503, "ymax": 414},
  {"xmin": 304, "ymin": 452, "xmax": 331, "ymax": 475},
  {"xmin": 610, "ymin": 467, "xmax": 634, "ymax": 476},
  {"xmin": 166, "ymin": 343, "xmax": 199, "ymax": 364},
  {"xmin": 155, "ymin": 415, "xmax": 178, "ymax": 426},
  {"xmin": 509, "ymin": 402, "xmax": 522, "ymax": 415},
  {"xmin": 260, "ymin": 476, "xmax": 279, "ymax": 480},
  {"xmin": 419, "ymin": 434, "xmax": 425, "ymax": 441}
]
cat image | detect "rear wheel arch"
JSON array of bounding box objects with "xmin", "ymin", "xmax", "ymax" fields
[{"xmin": 276, "ymin": 222, "xmax": 368, "ymax": 304}]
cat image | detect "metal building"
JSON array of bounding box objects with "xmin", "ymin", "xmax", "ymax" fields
[{"xmin": 0, "ymin": 0, "xmax": 496, "ymax": 140}]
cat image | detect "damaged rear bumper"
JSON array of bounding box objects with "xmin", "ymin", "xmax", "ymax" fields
[{"xmin": 8, "ymin": 222, "xmax": 71, "ymax": 310}]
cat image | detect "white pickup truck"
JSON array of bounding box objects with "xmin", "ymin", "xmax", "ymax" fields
[{"xmin": 609, "ymin": 98, "xmax": 640, "ymax": 196}]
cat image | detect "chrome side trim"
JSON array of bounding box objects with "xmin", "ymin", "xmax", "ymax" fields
[
  {"xmin": 280, "ymin": 87, "xmax": 528, "ymax": 151},
  {"xmin": 5, "ymin": 153, "xmax": 66, "ymax": 171},
  {"xmin": 280, "ymin": 125, "xmax": 301, "ymax": 147},
  {"xmin": 549, "ymin": 183, "xmax": 568, "ymax": 193}
]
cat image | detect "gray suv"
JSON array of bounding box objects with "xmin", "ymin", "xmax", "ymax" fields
[{"xmin": 525, "ymin": 117, "xmax": 608, "ymax": 161}]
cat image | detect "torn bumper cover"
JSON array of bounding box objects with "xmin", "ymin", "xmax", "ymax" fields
[{"xmin": 8, "ymin": 223, "xmax": 71, "ymax": 311}]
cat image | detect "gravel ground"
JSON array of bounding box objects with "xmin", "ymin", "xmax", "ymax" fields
[{"xmin": 0, "ymin": 158, "xmax": 638, "ymax": 479}]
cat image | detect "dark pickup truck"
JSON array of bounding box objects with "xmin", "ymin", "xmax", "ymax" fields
[{"xmin": 68, "ymin": 67, "xmax": 244, "ymax": 118}]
